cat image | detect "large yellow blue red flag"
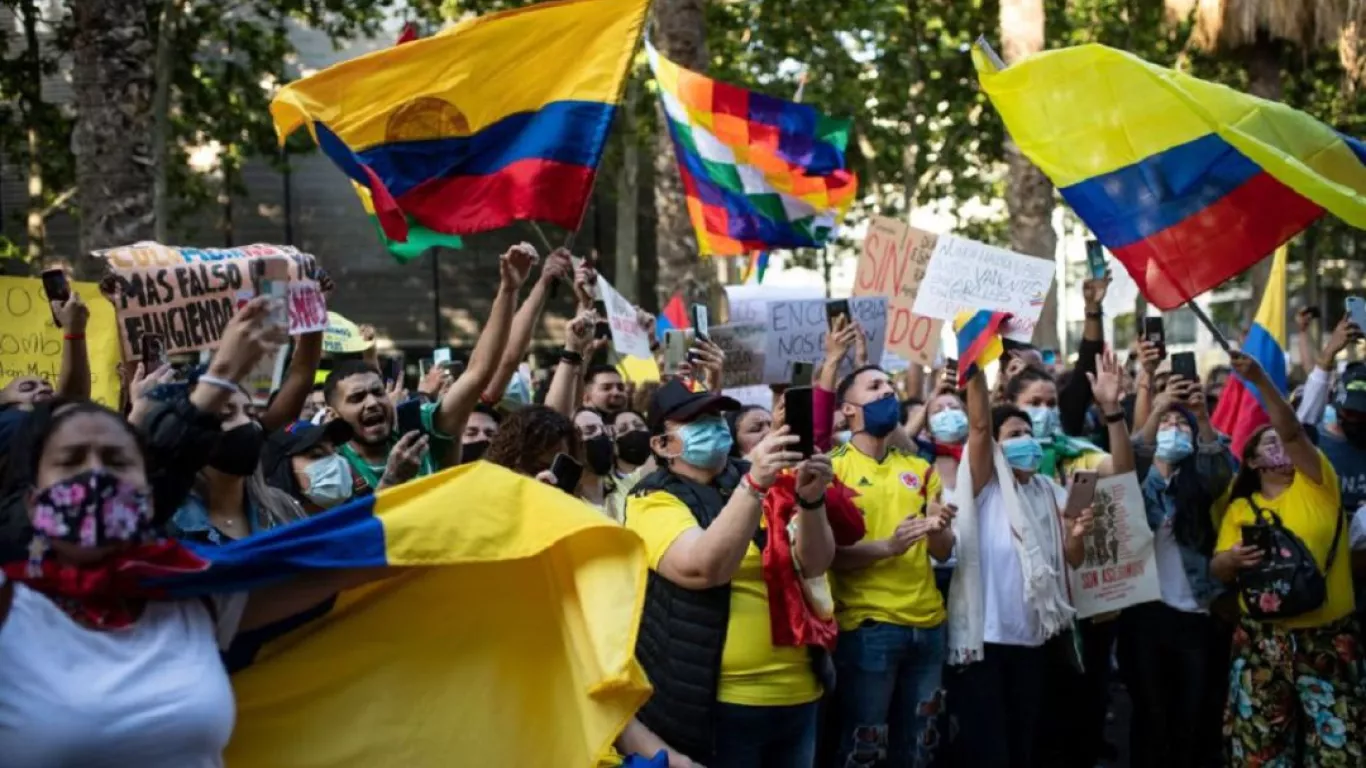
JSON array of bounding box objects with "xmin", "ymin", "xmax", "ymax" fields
[
  {"xmin": 973, "ymin": 43, "xmax": 1366, "ymax": 309},
  {"xmin": 149, "ymin": 462, "xmax": 651, "ymax": 767},
  {"xmin": 271, "ymin": 0, "xmax": 649, "ymax": 242},
  {"xmin": 1211, "ymin": 246, "xmax": 1289, "ymax": 457}
]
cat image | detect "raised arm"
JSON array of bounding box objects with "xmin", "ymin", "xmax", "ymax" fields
[
  {"xmin": 817, "ymin": 317, "xmax": 857, "ymax": 393},
  {"xmin": 432, "ymin": 244, "xmax": 536, "ymax": 444},
  {"xmin": 1131, "ymin": 340, "xmax": 1161, "ymax": 435},
  {"xmin": 1232, "ymin": 351, "xmax": 1321, "ymax": 483},
  {"xmin": 260, "ymin": 331, "xmax": 322, "ymax": 432},
  {"xmin": 966, "ymin": 367, "xmax": 994, "ymax": 497},
  {"xmin": 791, "ymin": 454, "xmax": 837, "ymax": 577},
  {"xmin": 1088, "ymin": 350, "xmax": 1134, "ymax": 476},
  {"xmin": 53, "ymin": 291, "xmax": 91, "ymax": 402},
  {"xmin": 546, "ymin": 311, "xmax": 594, "ymax": 417},
  {"xmin": 482, "ymin": 249, "xmax": 570, "ymax": 403},
  {"xmin": 1300, "ymin": 314, "xmax": 1363, "ymax": 425},
  {"xmin": 1060, "ymin": 273, "xmax": 1110, "ymax": 435}
]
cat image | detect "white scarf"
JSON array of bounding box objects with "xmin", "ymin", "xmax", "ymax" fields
[{"xmin": 947, "ymin": 445, "xmax": 1075, "ymax": 665}]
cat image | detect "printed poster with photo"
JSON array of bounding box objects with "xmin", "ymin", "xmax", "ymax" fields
[{"xmin": 1066, "ymin": 472, "xmax": 1161, "ymax": 619}]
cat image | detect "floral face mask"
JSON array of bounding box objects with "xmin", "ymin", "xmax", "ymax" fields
[{"xmin": 29, "ymin": 468, "xmax": 155, "ymax": 556}]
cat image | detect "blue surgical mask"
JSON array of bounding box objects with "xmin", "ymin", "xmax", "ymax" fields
[
  {"xmin": 1025, "ymin": 406, "xmax": 1059, "ymax": 441},
  {"xmin": 834, "ymin": 430, "xmax": 852, "ymax": 446},
  {"xmin": 302, "ymin": 454, "xmax": 354, "ymax": 509},
  {"xmin": 860, "ymin": 395, "xmax": 901, "ymax": 438},
  {"xmin": 1155, "ymin": 428, "xmax": 1194, "ymax": 462},
  {"xmin": 1001, "ymin": 436, "xmax": 1043, "ymax": 472},
  {"xmin": 673, "ymin": 417, "xmax": 733, "ymax": 470},
  {"xmin": 929, "ymin": 409, "xmax": 969, "ymax": 444}
]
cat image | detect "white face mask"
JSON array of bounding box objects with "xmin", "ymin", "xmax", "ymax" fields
[{"xmin": 302, "ymin": 454, "xmax": 354, "ymax": 509}]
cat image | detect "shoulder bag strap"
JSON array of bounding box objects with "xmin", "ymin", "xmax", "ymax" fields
[{"xmin": 1324, "ymin": 504, "xmax": 1347, "ymax": 573}]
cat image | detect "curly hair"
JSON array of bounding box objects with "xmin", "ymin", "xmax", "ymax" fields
[{"xmin": 484, "ymin": 405, "xmax": 581, "ymax": 477}]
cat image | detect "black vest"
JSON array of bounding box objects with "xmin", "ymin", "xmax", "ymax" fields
[{"xmin": 631, "ymin": 460, "xmax": 755, "ymax": 762}]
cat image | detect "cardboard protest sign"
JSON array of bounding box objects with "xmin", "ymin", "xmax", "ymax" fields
[
  {"xmin": 0, "ymin": 277, "xmax": 121, "ymax": 407},
  {"xmin": 323, "ymin": 312, "xmax": 372, "ymax": 354},
  {"xmin": 708, "ymin": 323, "xmax": 767, "ymax": 388},
  {"xmin": 724, "ymin": 284, "xmax": 821, "ymax": 327},
  {"xmin": 1067, "ymin": 472, "xmax": 1161, "ymax": 619},
  {"xmin": 617, "ymin": 355, "xmax": 661, "ymax": 384},
  {"xmin": 853, "ymin": 217, "xmax": 943, "ymax": 367},
  {"xmin": 597, "ymin": 275, "xmax": 652, "ymax": 359},
  {"xmin": 95, "ymin": 242, "xmax": 328, "ymax": 360},
  {"xmin": 763, "ymin": 297, "xmax": 887, "ymax": 384},
  {"xmin": 911, "ymin": 235, "xmax": 1055, "ymax": 343}
]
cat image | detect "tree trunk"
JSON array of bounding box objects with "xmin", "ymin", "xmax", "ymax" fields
[
  {"xmin": 152, "ymin": 0, "xmax": 185, "ymax": 244},
  {"xmin": 20, "ymin": 0, "xmax": 44, "ymax": 263},
  {"xmin": 615, "ymin": 78, "xmax": 641, "ymax": 303},
  {"xmin": 1001, "ymin": 0, "xmax": 1059, "ymax": 350},
  {"xmin": 1240, "ymin": 35, "xmax": 1283, "ymax": 328},
  {"xmin": 651, "ymin": 0, "xmax": 719, "ymax": 312},
  {"xmin": 70, "ymin": 0, "xmax": 156, "ymax": 263}
]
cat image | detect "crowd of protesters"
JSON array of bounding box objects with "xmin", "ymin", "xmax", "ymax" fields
[{"xmin": 1, "ymin": 244, "xmax": 1365, "ymax": 768}]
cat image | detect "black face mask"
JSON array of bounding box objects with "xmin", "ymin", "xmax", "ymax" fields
[
  {"xmin": 616, "ymin": 430, "xmax": 652, "ymax": 466},
  {"xmin": 460, "ymin": 439, "xmax": 490, "ymax": 464},
  {"xmin": 209, "ymin": 422, "xmax": 264, "ymax": 477},
  {"xmin": 584, "ymin": 434, "xmax": 615, "ymax": 476}
]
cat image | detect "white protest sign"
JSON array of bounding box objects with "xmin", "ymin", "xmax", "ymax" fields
[
  {"xmin": 725, "ymin": 284, "xmax": 822, "ymax": 325},
  {"xmin": 709, "ymin": 323, "xmax": 767, "ymax": 388},
  {"xmin": 724, "ymin": 385, "xmax": 773, "ymax": 410},
  {"xmin": 763, "ymin": 297, "xmax": 887, "ymax": 384},
  {"xmin": 911, "ymin": 235, "xmax": 1055, "ymax": 342},
  {"xmin": 597, "ymin": 276, "xmax": 652, "ymax": 359},
  {"xmin": 1067, "ymin": 472, "xmax": 1161, "ymax": 619}
]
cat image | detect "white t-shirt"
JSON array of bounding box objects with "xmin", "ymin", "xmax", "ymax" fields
[
  {"xmin": 977, "ymin": 475, "xmax": 1068, "ymax": 647},
  {"xmin": 1153, "ymin": 515, "xmax": 1205, "ymax": 613},
  {"xmin": 0, "ymin": 573, "xmax": 245, "ymax": 767}
]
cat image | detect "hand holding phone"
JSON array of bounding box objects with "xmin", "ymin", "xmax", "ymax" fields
[
  {"xmin": 826, "ymin": 299, "xmax": 851, "ymax": 331},
  {"xmin": 1347, "ymin": 296, "xmax": 1366, "ymax": 333},
  {"xmin": 141, "ymin": 333, "xmax": 168, "ymax": 368},
  {"xmin": 1171, "ymin": 351, "xmax": 1198, "ymax": 383},
  {"xmin": 790, "ymin": 362, "xmax": 814, "ymax": 387},
  {"xmin": 549, "ymin": 453, "xmax": 584, "ymax": 495},
  {"xmin": 252, "ymin": 258, "xmax": 290, "ymax": 331},
  {"xmin": 783, "ymin": 386, "xmax": 815, "ymax": 458},
  {"xmin": 41, "ymin": 268, "xmax": 71, "ymax": 327},
  {"xmin": 1063, "ymin": 471, "xmax": 1098, "ymax": 521},
  {"xmin": 395, "ymin": 398, "xmax": 426, "ymax": 438},
  {"xmin": 1084, "ymin": 240, "xmax": 1107, "ymax": 280},
  {"xmin": 690, "ymin": 304, "xmax": 710, "ymax": 342},
  {"xmin": 1143, "ymin": 317, "xmax": 1167, "ymax": 359},
  {"xmin": 664, "ymin": 330, "xmax": 690, "ymax": 374}
]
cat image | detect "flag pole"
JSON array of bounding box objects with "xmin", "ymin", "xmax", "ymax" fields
[
  {"xmin": 1184, "ymin": 298, "xmax": 1234, "ymax": 353},
  {"xmin": 975, "ymin": 36, "xmax": 1007, "ymax": 71}
]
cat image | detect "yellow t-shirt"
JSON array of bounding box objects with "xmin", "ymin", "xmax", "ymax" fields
[
  {"xmin": 624, "ymin": 490, "xmax": 822, "ymax": 707},
  {"xmin": 1061, "ymin": 449, "xmax": 1108, "ymax": 477},
  {"xmin": 829, "ymin": 443, "xmax": 945, "ymax": 631},
  {"xmin": 1215, "ymin": 451, "xmax": 1353, "ymax": 629}
]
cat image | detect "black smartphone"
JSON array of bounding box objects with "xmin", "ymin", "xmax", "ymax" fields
[
  {"xmin": 1143, "ymin": 316, "xmax": 1166, "ymax": 358},
  {"xmin": 1241, "ymin": 524, "xmax": 1270, "ymax": 553},
  {"xmin": 690, "ymin": 304, "xmax": 710, "ymax": 342},
  {"xmin": 1171, "ymin": 351, "xmax": 1198, "ymax": 382},
  {"xmin": 790, "ymin": 361, "xmax": 814, "ymax": 387},
  {"xmin": 783, "ymin": 386, "xmax": 815, "ymax": 458},
  {"xmin": 385, "ymin": 356, "xmax": 404, "ymax": 387},
  {"xmin": 595, "ymin": 318, "xmax": 612, "ymax": 340},
  {"xmin": 395, "ymin": 398, "xmax": 425, "ymax": 437},
  {"xmin": 550, "ymin": 453, "xmax": 583, "ymax": 495},
  {"xmin": 826, "ymin": 299, "xmax": 851, "ymax": 331},
  {"xmin": 1084, "ymin": 239, "xmax": 1107, "ymax": 279},
  {"xmin": 41, "ymin": 268, "xmax": 70, "ymax": 327},
  {"xmin": 1304, "ymin": 305, "xmax": 1322, "ymax": 320},
  {"xmin": 140, "ymin": 333, "xmax": 168, "ymax": 368}
]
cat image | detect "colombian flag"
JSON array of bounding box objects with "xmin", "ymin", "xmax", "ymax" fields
[
  {"xmin": 271, "ymin": 0, "xmax": 649, "ymax": 242},
  {"xmin": 954, "ymin": 310, "xmax": 1010, "ymax": 388},
  {"xmin": 974, "ymin": 43, "xmax": 1366, "ymax": 310},
  {"xmin": 152, "ymin": 462, "xmax": 651, "ymax": 767},
  {"xmin": 1211, "ymin": 246, "xmax": 1289, "ymax": 457}
]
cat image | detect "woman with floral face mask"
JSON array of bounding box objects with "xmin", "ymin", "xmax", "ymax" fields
[{"xmin": 1212, "ymin": 352, "xmax": 1365, "ymax": 766}]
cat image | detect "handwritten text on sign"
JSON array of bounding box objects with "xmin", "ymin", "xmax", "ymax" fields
[
  {"xmin": 912, "ymin": 235, "xmax": 1055, "ymax": 343},
  {"xmin": 853, "ymin": 217, "xmax": 943, "ymax": 367},
  {"xmin": 1066, "ymin": 472, "xmax": 1160, "ymax": 619},
  {"xmin": 597, "ymin": 276, "xmax": 653, "ymax": 359},
  {"xmin": 763, "ymin": 297, "xmax": 887, "ymax": 384},
  {"xmin": 0, "ymin": 277, "xmax": 121, "ymax": 407},
  {"xmin": 96, "ymin": 242, "xmax": 328, "ymax": 360},
  {"xmin": 709, "ymin": 323, "xmax": 767, "ymax": 388}
]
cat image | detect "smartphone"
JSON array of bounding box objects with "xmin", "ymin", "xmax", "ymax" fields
[
  {"xmin": 252, "ymin": 258, "xmax": 290, "ymax": 330},
  {"xmin": 385, "ymin": 356, "xmax": 405, "ymax": 387},
  {"xmin": 595, "ymin": 318, "xmax": 613, "ymax": 341},
  {"xmin": 664, "ymin": 330, "xmax": 689, "ymax": 373},
  {"xmin": 790, "ymin": 361, "xmax": 815, "ymax": 387},
  {"xmin": 1084, "ymin": 239, "xmax": 1107, "ymax": 280},
  {"xmin": 41, "ymin": 268, "xmax": 71, "ymax": 327},
  {"xmin": 826, "ymin": 299, "xmax": 851, "ymax": 331},
  {"xmin": 1143, "ymin": 316, "xmax": 1166, "ymax": 358},
  {"xmin": 783, "ymin": 386, "xmax": 815, "ymax": 458},
  {"xmin": 1171, "ymin": 351, "xmax": 1198, "ymax": 382},
  {"xmin": 1041, "ymin": 349, "xmax": 1057, "ymax": 366},
  {"xmin": 140, "ymin": 333, "xmax": 168, "ymax": 368},
  {"xmin": 432, "ymin": 347, "xmax": 452, "ymax": 367},
  {"xmin": 691, "ymin": 304, "xmax": 710, "ymax": 342},
  {"xmin": 1063, "ymin": 470, "xmax": 1099, "ymax": 520},
  {"xmin": 395, "ymin": 398, "xmax": 425, "ymax": 437},
  {"xmin": 1241, "ymin": 524, "xmax": 1271, "ymax": 553},
  {"xmin": 1347, "ymin": 296, "xmax": 1366, "ymax": 331},
  {"xmin": 550, "ymin": 453, "xmax": 584, "ymax": 495}
]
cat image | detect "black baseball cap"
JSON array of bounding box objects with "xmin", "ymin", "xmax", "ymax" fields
[
  {"xmin": 648, "ymin": 379, "xmax": 741, "ymax": 434},
  {"xmin": 1337, "ymin": 363, "xmax": 1366, "ymax": 413},
  {"xmin": 262, "ymin": 419, "xmax": 354, "ymax": 492}
]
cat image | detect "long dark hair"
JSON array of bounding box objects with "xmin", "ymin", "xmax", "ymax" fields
[
  {"xmin": 1161, "ymin": 406, "xmax": 1220, "ymax": 554},
  {"xmin": 725, "ymin": 405, "xmax": 768, "ymax": 457},
  {"xmin": 1227, "ymin": 424, "xmax": 1275, "ymax": 506}
]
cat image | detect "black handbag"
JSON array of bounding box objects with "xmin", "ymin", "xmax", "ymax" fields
[{"xmin": 1237, "ymin": 498, "xmax": 1344, "ymax": 621}]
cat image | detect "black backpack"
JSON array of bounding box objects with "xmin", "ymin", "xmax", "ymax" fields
[{"xmin": 1237, "ymin": 498, "xmax": 1344, "ymax": 621}]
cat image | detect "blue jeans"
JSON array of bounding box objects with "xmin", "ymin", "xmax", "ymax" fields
[
  {"xmin": 711, "ymin": 701, "xmax": 819, "ymax": 768},
  {"xmin": 833, "ymin": 621, "xmax": 946, "ymax": 767}
]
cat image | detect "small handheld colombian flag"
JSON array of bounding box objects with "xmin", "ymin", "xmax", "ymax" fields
[
  {"xmin": 1211, "ymin": 246, "xmax": 1289, "ymax": 456},
  {"xmin": 271, "ymin": 0, "xmax": 649, "ymax": 245},
  {"xmin": 974, "ymin": 43, "xmax": 1366, "ymax": 309},
  {"xmin": 954, "ymin": 310, "xmax": 1010, "ymax": 388}
]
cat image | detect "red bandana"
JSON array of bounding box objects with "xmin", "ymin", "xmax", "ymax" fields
[{"xmin": 934, "ymin": 441, "xmax": 964, "ymax": 462}]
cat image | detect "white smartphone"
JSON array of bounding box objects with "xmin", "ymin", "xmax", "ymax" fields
[
  {"xmin": 433, "ymin": 347, "xmax": 452, "ymax": 366},
  {"xmin": 1346, "ymin": 296, "xmax": 1366, "ymax": 331}
]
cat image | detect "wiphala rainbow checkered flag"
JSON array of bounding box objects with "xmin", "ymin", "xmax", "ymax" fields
[{"xmin": 647, "ymin": 41, "xmax": 858, "ymax": 255}]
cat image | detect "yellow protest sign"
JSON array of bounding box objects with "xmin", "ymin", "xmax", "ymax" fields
[
  {"xmin": 0, "ymin": 276, "xmax": 121, "ymax": 407},
  {"xmin": 617, "ymin": 354, "xmax": 660, "ymax": 383},
  {"xmin": 323, "ymin": 311, "xmax": 373, "ymax": 354}
]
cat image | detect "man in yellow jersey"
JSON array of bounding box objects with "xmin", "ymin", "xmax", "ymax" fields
[
  {"xmin": 829, "ymin": 365, "xmax": 954, "ymax": 768},
  {"xmin": 626, "ymin": 380, "xmax": 838, "ymax": 767}
]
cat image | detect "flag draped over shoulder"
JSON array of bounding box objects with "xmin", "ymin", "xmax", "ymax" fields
[
  {"xmin": 150, "ymin": 462, "xmax": 651, "ymax": 767},
  {"xmin": 954, "ymin": 310, "xmax": 1010, "ymax": 388},
  {"xmin": 1212, "ymin": 246, "xmax": 1289, "ymax": 456},
  {"xmin": 271, "ymin": 0, "xmax": 649, "ymax": 243},
  {"xmin": 647, "ymin": 41, "xmax": 858, "ymax": 256},
  {"xmin": 973, "ymin": 43, "xmax": 1366, "ymax": 310}
]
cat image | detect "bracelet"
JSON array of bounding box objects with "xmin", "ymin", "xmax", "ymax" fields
[
  {"xmin": 560, "ymin": 349, "xmax": 584, "ymax": 366},
  {"xmin": 797, "ymin": 494, "xmax": 825, "ymax": 510},
  {"xmin": 1085, "ymin": 310, "xmax": 1103, "ymax": 319},
  {"xmin": 63, "ymin": 333, "xmax": 85, "ymax": 341},
  {"xmin": 738, "ymin": 476, "xmax": 766, "ymax": 503},
  {"xmin": 744, "ymin": 473, "xmax": 771, "ymax": 492},
  {"xmin": 197, "ymin": 374, "xmax": 240, "ymax": 393},
  {"xmin": 1104, "ymin": 410, "xmax": 1126, "ymax": 424}
]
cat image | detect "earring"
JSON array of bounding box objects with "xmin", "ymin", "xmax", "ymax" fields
[{"xmin": 26, "ymin": 534, "xmax": 49, "ymax": 578}]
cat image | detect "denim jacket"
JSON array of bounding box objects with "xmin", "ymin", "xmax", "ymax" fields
[
  {"xmin": 1131, "ymin": 435, "xmax": 1234, "ymax": 606},
  {"xmin": 168, "ymin": 492, "xmax": 261, "ymax": 546}
]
